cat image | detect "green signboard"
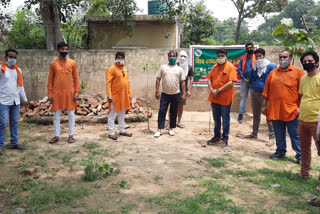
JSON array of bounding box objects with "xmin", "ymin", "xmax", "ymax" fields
[{"xmin": 190, "ymin": 45, "xmax": 249, "ymax": 87}]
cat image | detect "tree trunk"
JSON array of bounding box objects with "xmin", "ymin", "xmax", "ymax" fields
[
  {"xmin": 235, "ymin": 14, "xmax": 242, "ymax": 44},
  {"xmin": 40, "ymin": 0, "xmax": 64, "ymax": 51}
]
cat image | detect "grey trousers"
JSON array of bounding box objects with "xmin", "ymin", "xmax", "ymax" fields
[{"xmin": 251, "ymin": 92, "xmax": 274, "ymax": 139}]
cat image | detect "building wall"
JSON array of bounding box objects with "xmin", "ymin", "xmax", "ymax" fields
[
  {"xmin": 12, "ymin": 46, "xmax": 317, "ymax": 112},
  {"xmin": 88, "ymin": 22, "xmax": 177, "ymax": 49}
]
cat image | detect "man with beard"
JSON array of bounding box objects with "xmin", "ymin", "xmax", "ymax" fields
[
  {"xmin": 245, "ymin": 48, "xmax": 276, "ymax": 146},
  {"xmin": 237, "ymin": 42, "xmax": 256, "ymax": 123},
  {"xmin": 296, "ymin": 50, "xmax": 320, "ymax": 179}
]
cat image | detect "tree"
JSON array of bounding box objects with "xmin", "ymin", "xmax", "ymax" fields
[
  {"xmin": 6, "ymin": 9, "xmax": 46, "ymax": 49},
  {"xmin": 1, "ymin": 0, "xmax": 139, "ymax": 50},
  {"xmin": 230, "ymin": 0, "xmax": 288, "ymax": 44},
  {"xmin": 273, "ymin": 18, "xmax": 315, "ymax": 64},
  {"xmin": 182, "ymin": 0, "xmax": 216, "ymax": 47}
]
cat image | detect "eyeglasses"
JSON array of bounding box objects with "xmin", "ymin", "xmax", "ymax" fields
[
  {"xmin": 122, "ymin": 70, "xmax": 125, "ymax": 77},
  {"xmin": 180, "ymin": 56, "xmax": 187, "ymax": 58}
]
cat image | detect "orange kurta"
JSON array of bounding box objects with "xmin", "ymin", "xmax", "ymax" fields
[
  {"xmin": 262, "ymin": 65, "xmax": 305, "ymax": 121},
  {"xmin": 207, "ymin": 62, "xmax": 237, "ymax": 105},
  {"xmin": 47, "ymin": 57, "xmax": 80, "ymax": 111},
  {"xmin": 106, "ymin": 63, "xmax": 132, "ymax": 112}
]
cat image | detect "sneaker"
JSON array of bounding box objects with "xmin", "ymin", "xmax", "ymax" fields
[
  {"xmin": 238, "ymin": 114, "xmax": 243, "ymax": 123},
  {"xmin": 269, "ymin": 153, "xmax": 286, "ymax": 160},
  {"xmin": 168, "ymin": 130, "xmax": 175, "ymax": 136},
  {"xmin": 220, "ymin": 139, "xmax": 228, "ymax": 148},
  {"xmin": 296, "ymin": 159, "xmax": 301, "ymax": 165},
  {"xmin": 154, "ymin": 132, "xmax": 161, "ymax": 138},
  {"xmin": 6, "ymin": 144, "xmax": 25, "ymax": 150},
  {"xmin": 207, "ymin": 137, "xmax": 222, "ymax": 145},
  {"xmin": 0, "ymin": 147, "xmax": 4, "ymax": 156}
]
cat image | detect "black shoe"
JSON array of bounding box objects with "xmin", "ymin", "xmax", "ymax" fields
[
  {"xmin": 207, "ymin": 137, "xmax": 222, "ymax": 145},
  {"xmin": 238, "ymin": 114, "xmax": 243, "ymax": 123},
  {"xmin": 0, "ymin": 147, "xmax": 4, "ymax": 156},
  {"xmin": 6, "ymin": 144, "xmax": 25, "ymax": 150},
  {"xmin": 221, "ymin": 139, "xmax": 228, "ymax": 147},
  {"xmin": 296, "ymin": 159, "xmax": 301, "ymax": 165},
  {"xmin": 269, "ymin": 153, "xmax": 285, "ymax": 160}
]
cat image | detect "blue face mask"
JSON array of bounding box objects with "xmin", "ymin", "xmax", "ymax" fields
[
  {"xmin": 168, "ymin": 58, "xmax": 176, "ymax": 64},
  {"xmin": 60, "ymin": 52, "xmax": 68, "ymax": 58},
  {"xmin": 7, "ymin": 58, "xmax": 16, "ymax": 67}
]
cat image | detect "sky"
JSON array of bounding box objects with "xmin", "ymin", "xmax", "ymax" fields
[{"xmin": 7, "ymin": 0, "xmax": 266, "ymax": 31}]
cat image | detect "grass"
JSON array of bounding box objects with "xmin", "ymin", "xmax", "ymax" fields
[
  {"xmin": 202, "ymin": 157, "xmax": 227, "ymax": 168},
  {"xmin": 26, "ymin": 185, "xmax": 90, "ymax": 213},
  {"xmin": 83, "ymin": 141, "xmax": 101, "ymax": 150}
]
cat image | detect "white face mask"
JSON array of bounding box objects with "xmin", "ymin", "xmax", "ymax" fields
[
  {"xmin": 255, "ymin": 59, "xmax": 265, "ymax": 70},
  {"xmin": 115, "ymin": 59, "xmax": 124, "ymax": 65},
  {"xmin": 217, "ymin": 58, "xmax": 226, "ymax": 65}
]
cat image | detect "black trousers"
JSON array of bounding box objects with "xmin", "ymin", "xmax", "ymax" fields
[{"xmin": 158, "ymin": 92, "xmax": 180, "ymax": 129}]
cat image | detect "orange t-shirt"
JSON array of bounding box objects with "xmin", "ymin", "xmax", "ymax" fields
[
  {"xmin": 262, "ymin": 65, "xmax": 305, "ymax": 121},
  {"xmin": 207, "ymin": 62, "xmax": 237, "ymax": 105}
]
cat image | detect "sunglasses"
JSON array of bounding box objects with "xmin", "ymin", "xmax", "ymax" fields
[{"xmin": 180, "ymin": 56, "xmax": 187, "ymax": 58}]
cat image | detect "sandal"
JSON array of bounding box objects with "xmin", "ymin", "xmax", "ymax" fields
[
  {"xmin": 119, "ymin": 132, "xmax": 132, "ymax": 137},
  {"xmin": 67, "ymin": 136, "xmax": 76, "ymax": 144},
  {"xmin": 108, "ymin": 134, "xmax": 118, "ymax": 140},
  {"xmin": 308, "ymin": 198, "xmax": 320, "ymax": 207},
  {"xmin": 244, "ymin": 133, "xmax": 257, "ymax": 139},
  {"xmin": 49, "ymin": 136, "xmax": 59, "ymax": 144},
  {"xmin": 177, "ymin": 124, "xmax": 185, "ymax": 128}
]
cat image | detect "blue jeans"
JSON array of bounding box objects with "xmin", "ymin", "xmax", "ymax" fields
[
  {"xmin": 0, "ymin": 103, "xmax": 20, "ymax": 148},
  {"xmin": 272, "ymin": 119, "xmax": 301, "ymax": 160},
  {"xmin": 239, "ymin": 80, "xmax": 250, "ymax": 114},
  {"xmin": 211, "ymin": 103, "xmax": 231, "ymax": 140}
]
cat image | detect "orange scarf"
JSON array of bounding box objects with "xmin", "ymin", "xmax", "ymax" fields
[
  {"xmin": 1, "ymin": 61, "xmax": 23, "ymax": 86},
  {"xmin": 241, "ymin": 54, "xmax": 256, "ymax": 74}
]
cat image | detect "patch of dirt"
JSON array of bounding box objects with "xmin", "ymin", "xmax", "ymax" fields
[{"xmin": 0, "ymin": 111, "xmax": 318, "ymax": 213}]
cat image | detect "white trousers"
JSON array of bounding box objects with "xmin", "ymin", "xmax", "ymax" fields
[
  {"xmin": 108, "ymin": 103, "xmax": 126, "ymax": 135},
  {"xmin": 53, "ymin": 110, "xmax": 75, "ymax": 137}
]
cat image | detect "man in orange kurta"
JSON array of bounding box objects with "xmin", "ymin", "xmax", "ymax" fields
[
  {"xmin": 262, "ymin": 50, "xmax": 304, "ymax": 163},
  {"xmin": 106, "ymin": 52, "xmax": 132, "ymax": 140},
  {"xmin": 207, "ymin": 48, "xmax": 237, "ymax": 147},
  {"xmin": 47, "ymin": 42, "xmax": 80, "ymax": 144}
]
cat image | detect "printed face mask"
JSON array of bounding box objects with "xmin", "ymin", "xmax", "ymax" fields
[
  {"xmin": 60, "ymin": 52, "xmax": 68, "ymax": 58},
  {"xmin": 217, "ymin": 58, "xmax": 226, "ymax": 64},
  {"xmin": 302, "ymin": 62, "xmax": 316, "ymax": 72},
  {"xmin": 279, "ymin": 60, "xmax": 290, "ymax": 69},
  {"xmin": 7, "ymin": 58, "xmax": 16, "ymax": 66},
  {"xmin": 115, "ymin": 59, "xmax": 125, "ymax": 65},
  {"xmin": 168, "ymin": 58, "xmax": 176, "ymax": 64}
]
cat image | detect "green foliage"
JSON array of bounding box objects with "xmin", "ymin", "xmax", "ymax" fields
[
  {"xmin": 182, "ymin": 0, "xmax": 216, "ymax": 47},
  {"xmin": 202, "ymin": 157, "xmax": 226, "ymax": 168},
  {"xmin": 82, "ymin": 156, "xmax": 114, "ymax": 182},
  {"xmin": 80, "ymin": 80, "xmax": 87, "ymax": 94},
  {"xmin": 6, "ymin": 9, "xmax": 46, "ymax": 49},
  {"xmin": 230, "ymin": 0, "xmax": 288, "ymax": 44},
  {"xmin": 273, "ymin": 18, "xmax": 315, "ymax": 61}
]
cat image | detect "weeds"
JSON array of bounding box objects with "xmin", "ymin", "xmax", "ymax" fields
[{"xmin": 82, "ymin": 156, "xmax": 115, "ymax": 182}]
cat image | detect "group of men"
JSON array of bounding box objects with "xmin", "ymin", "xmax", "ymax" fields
[{"xmin": 1, "ymin": 42, "xmax": 320, "ymax": 206}]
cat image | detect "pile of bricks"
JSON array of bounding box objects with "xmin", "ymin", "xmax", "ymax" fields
[{"xmin": 20, "ymin": 95, "xmax": 152, "ymax": 118}]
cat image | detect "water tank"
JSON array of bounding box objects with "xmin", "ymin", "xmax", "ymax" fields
[{"xmin": 148, "ymin": 0, "xmax": 167, "ymax": 15}]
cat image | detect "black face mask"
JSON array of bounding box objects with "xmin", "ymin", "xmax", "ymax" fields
[
  {"xmin": 246, "ymin": 49, "xmax": 253, "ymax": 54},
  {"xmin": 303, "ymin": 62, "xmax": 316, "ymax": 72},
  {"xmin": 60, "ymin": 52, "xmax": 68, "ymax": 58}
]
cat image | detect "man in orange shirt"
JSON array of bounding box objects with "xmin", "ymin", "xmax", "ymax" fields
[
  {"xmin": 262, "ymin": 50, "xmax": 304, "ymax": 163},
  {"xmin": 47, "ymin": 42, "xmax": 80, "ymax": 144},
  {"xmin": 106, "ymin": 52, "xmax": 132, "ymax": 140},
  {"xmin": 207, "ymin": 49, "xmax": 237, "ymax": 147}
]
